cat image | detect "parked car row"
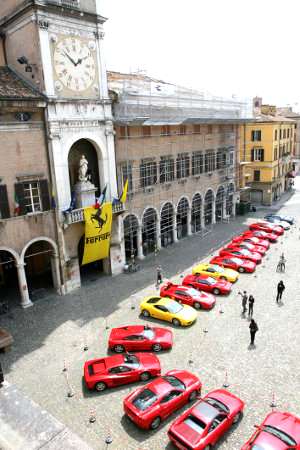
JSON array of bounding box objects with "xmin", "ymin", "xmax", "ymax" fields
[{"xmin": 82, "ymin": 215, "xmax": 299, "ymax": 448}]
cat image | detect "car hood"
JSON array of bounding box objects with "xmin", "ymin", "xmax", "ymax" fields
[
  {"xmin": 252, "ymin": 430, "xmax": 288, "ymax": 449},
  {"xmin": 154, "ymin": 327, "xmax": 173, "ymax": 341},
  {"xmin": 178, "ymin": 305, "xmax": 198, "ymax": 321}
]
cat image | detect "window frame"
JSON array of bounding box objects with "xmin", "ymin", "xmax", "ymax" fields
[{"xmin": 23, "ymin": 181, "xmax": 42, "ymax": 214}]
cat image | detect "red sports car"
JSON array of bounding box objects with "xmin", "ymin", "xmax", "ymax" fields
[
  {"xmin": 249, "ymin": 221, "xmax": 284, "ymax": 236},
  {"xmin": 168, "ymin": 389, "xmax": 244, "ymax": 450},
  {"xmin": 242, "ymin": 229, "xmax": 278, "ymax": 243},
  {"xmin": 160, "ymin": 282, "xmax": 216, "ymax": 310},
  {"xmin": 84, "ymin": 353, "xmax": 161, "ymax": 392},
  {"xmin": 123, "ymin": 369, "xmax": 202, "ymax": 430},
  {"xmin": 182, "ymin": 274, "xmax": 232, "ymax": 295},
  {"xmin": 231, "ymin": 235, "xmax": 270, "ymax": 250},
  {"xmin": 210, "ymin": 256, "xmax": 256, "ymax": 273},
  {"xmin": 219, "ymin": 246, "xmax": 262, "ymax": 263},
  {"xmin": 108, "ymin": 325, "xmax": 173, "ymax": 353},
  {"xmin": 227, "ymin": 240, "xmax": 266, "ymax": 256},
  {"xmin": 241, "ymin": 411, "xmax": 300, "ymax": 449}
]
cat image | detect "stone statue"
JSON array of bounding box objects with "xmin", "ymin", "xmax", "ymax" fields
[{"xmin": 78, "ymin": 154, "xmax": 88, "ymax": 182}]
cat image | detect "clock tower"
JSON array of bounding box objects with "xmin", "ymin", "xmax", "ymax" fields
[{"xmin": 0, "ymin": 0, "xmax": 123, "ymax": 294}]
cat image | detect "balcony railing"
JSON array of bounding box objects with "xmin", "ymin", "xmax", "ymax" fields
[
  {"xmin": 46, "ymin": 0, "xmax": 81, "ymax": 9},
  {"xmin": 63, "ymin": 201, "xmax": 126, "ymax": 225}
]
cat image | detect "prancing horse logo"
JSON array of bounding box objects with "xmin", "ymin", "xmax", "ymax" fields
[{"xmin": 90, "ymin": 207, "xmax": 108, "ymax": 232}]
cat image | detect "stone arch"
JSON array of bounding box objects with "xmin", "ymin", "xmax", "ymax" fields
[
  {"xmin": 191, "ymin": 193, "xmax": 203, "ymax": 233},
  {"xmin": 0, "ymin": 247, "xmax": 21, "ymax": 307},
  {"xmin": 204, "ymin": 189, "xmax": 215, "ymax": 226},
  {"xmin": 21, "ymin": 237, "xmax": 58, "ymax": 262},
  {"xmin": 123, "ymin": 214, "xmax": 140, "ymax": 262},
  {"xmin": 176, "ymin": 197, "xmax": 190, "ymax": 240},
  {"xmin": 215, "ymin": 185, "xmax": 225, "ymax": 222},
  {"xmin": 160, "ymin": 202, "xmax": 174, "ymax": 247},
  {"xmin": 142, "ymin": 207, "xmax": 158, "ymax": 256},
  {"xmin": 0, "ymin": 246, "xmax": 20, "ymax": 264}
]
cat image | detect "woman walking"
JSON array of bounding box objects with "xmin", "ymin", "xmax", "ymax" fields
[{"xmin": 249, "ymin": 319, "xmax": 258, "ymax": 346}]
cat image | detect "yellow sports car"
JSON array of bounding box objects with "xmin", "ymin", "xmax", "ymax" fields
[
  {"xmin": 140, "ymin": 296, "xmax": 197, "ymax": 327},
  {"xmin": 192, "ymin": 263, "xmax": 239, "ymax": 283}
]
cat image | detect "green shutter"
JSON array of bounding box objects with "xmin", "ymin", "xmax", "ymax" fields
[{"xmin": 0, "ymin": 185, "xmax": 10, "ymax": 219}]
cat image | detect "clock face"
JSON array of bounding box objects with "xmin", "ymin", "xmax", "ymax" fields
[{"xmin": 53, "ymin": 37, "xmax": 96, "ymax": 92}]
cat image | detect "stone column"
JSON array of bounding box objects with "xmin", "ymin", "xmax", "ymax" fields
[
  {"xmin": 222, "ymin": 200, "xmax": 227, "ymax": 221},
  {"xmin": 16, "ymin": 263, "xmax": 33, "ymax": 308},
  {"xmin": 201, "ymin": 208, "xmax": 205, "ymax": 231},
  {"xmin": 50, "ymin": 253, "xmax": 62, "ymax": 293},
  {"xmin": 187, "ymin": 208, "xmax": 192, "ymax": 236},
  {"xmin": 212, "ymin": 201, "xmax": 216, "ymax": 225},
  {"xmin": 173, "ymin": 214, "xmax": 178, "ymax": 243},
  {"xmin": 156, "ymin": 218, "xmax": 161, "ymax": 251},
  {"xmin": 137, "ymin": 226, "xmax": 145, "ymax": 260}
]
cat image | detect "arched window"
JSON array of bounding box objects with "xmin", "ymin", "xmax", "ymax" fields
[
  {"xmin": 177, "ymin": 198, "xmax": 189, "ymax": 239},
  {"xmin": 215, "ymin": 186, "xmax": 225, "ymax": 222},
  {"xmin": 123, "ymin": 215, "xmax": 139, "ymax": 262},
  {"xmin": 142, "ymin": 208, "xmax": 157, "ymax": 256},
  {"xmin": 204, "ymin": 190, "xmax": 214, "ymax": 225},
  {"xmin": 191, "ymin": 194, "xmax": 202, "ymax": 233},
  {"xmin": 160, "ymin": 203, "xmax": 174, "ymax": 247}
]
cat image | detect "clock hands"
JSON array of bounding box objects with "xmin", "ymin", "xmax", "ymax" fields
[
  {"xmin": 62, "ymin": 51, "xmax": 77, "ymax": 66},
  {"xmin": 75, "ymin": 55, "xmax": 89, "ymax": 66}
]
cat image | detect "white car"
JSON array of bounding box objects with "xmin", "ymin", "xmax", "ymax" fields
[{"xmin": 262, "ymin": 218, "xmax": 290, "ymax": 230}]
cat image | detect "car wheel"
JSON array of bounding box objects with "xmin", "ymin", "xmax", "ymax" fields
[
  {"xmin": 95, "ymin": 381, "xmax": 107, "ymax": 392},
  {"xmin": 172, "ymin": 318, "xmax": 181, "ymax": 327},
  {"xmin": 141, "ymin": 309, "xmax": 150, "ymax": 317},
  {"xmin": 188, "ymin": 390, "xmax": 198, "ymax": 402},
  {"xmin": 204, "ymin": 446, "xmax": 212, "ymax": 450},
  {"xmin": 152, "ymin": 343, "xmax": 162, "ymax": 352},
  {"xmin": 194, "ymin": 301, "xmax": 201, "ymax": 310},
  {"xmin": 150, "ymin": 416, "xmax": 161, "ymax": 430},
  {"xmin": 114, "ymin": 344, "xmax": 125, "ymax": 353},
  {"xmin": 233, "ymin": 411, "xmax": 242, "ymax": 424},
  {"xmin": 238, "ymin": 267, "xmax": 245, "ymax": 273},
  {"xmin": 140, "ymin": 371, "xmax": 151, "ymax": 381},
  {"xmin": 220, "ymin": 276, "xmax": 227, "ymax": 281},
  {"xmin": 212, "ymin": 288, "xmax": 220, "ymax": 295}
]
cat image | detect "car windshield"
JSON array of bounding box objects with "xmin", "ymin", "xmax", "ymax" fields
[
  {"xmin": 205, "ymin": 397, "xmax": 229, "ymax": 414},
  {"xmin": 186, "ymin": 287, "xmax": 201, "ymax": 297},
  {"xmin": 211, "ymin": 264, "xmax": 224, "ymax": 272},
  {"xmin": 231, "ymin": 257, "xmax": 243, "ymax": 264},
  {"xmin": 132, "ymin": 389, "xmax": 158, "ymax": 411},
  {"xmin": 251, "ymin": 446, "xmax": 267, "ymax": 450},
  {"xmin": 166, "ymin": 301, "xmax": 183, "ymax": 314},
  {"xmin": 184, "ymin": 415, "xmax": 206, "ymax": 433},
  {"xmin": 163, "ymin": 375, "xmax": 185, "ymax": 390},
  {"xmin": 142, "ymin": 328, "xmax": 155, "ymax": 339},
  {"xmin": 262, "ymin": 425, "xmax": 297, "ymax": 446},
  {"xmin": 240, "ymin": 249, "xmax": 250, "ymax": 255},
  {"xmin": 124, "ymin": 354, "xmax": 139, "ymax": 365},
  {"xmin": 206, "ymin": 277, "xmax": 217, "ymax": 284}
]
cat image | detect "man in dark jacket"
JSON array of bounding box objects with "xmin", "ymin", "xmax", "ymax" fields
[
  {"xmin": 249, "ymin": 319, "xmax": 258, "ymax": 346},
  {"xmin": 248, "ymin": 295, "xmax": 255, "ymax": 318},
  {"xmin": 276, "ymin": 280, "xmax": 285, "ymax": 303}
]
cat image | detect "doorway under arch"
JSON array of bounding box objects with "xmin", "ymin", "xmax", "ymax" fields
[
  {"xmin": 177, "ymin": 197, "xmax": 189, "ymax": 239},
  {"xmin": 78, "ymin": 235, "xmax": 104, "ymax": 283},
  {"xmin": 161, "ymin": 203, "xmax": 174, "ymax": 247},
  {"xmin": 191, "ymin": 193, "xmax": 202, "ymax": 233},
  {"xmin": 215, "ymin": 186, "xmax": 225, "ymax": 222},
  {"xmin": 142, "ymin": 208, "xmax": 157, "ymax": 256},
  {"xmin": 68, "ymin": 139, "xmax": 101, "ymax": 197},
  {"xmin": 226, "ymin": 183, "xmax": 235, "ymax": 215},
  {"xmin": 204, "ymin": 190, "xmax": 214, "ymax": 225},
  {"xmin": 0, "ymin": 249, "xmax": 19, "ymax": 308},
  {"xmin": 123, "ymin": 215, "xmax": 139, "ymax": 262}
]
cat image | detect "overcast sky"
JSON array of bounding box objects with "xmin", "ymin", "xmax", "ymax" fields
[{"xmin": 101, "ymin": 0, "xmax": 299, "ymax": 110}]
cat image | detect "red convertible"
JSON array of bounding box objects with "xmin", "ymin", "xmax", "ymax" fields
[
  {"xmin": 182, "ymin": 274, "xmax": 232, "ymax": 295},
  {"xmin": 160, "ymin": 282, "xmax": 216, "ymax": 310},
  {"xmin": 84, "ymin": 352, "xmax": 161, "ymax": 392},
  {"xmin": 219, "ymin": 246, "xmax": 262, "ymax": 263},
  {"xmin": 231, "ymin": 235, "xmax": 270, "ymax": 250},
  {"xmin": 249, "ymin": 221, "xmax": 284, "ymax": 236},
  {"xmin": 168, "ymin": 389, "xmax": 244, "ymax": 450},
  {"xmin": 124, "ymin": 369, "xmax": 202, "ymax": 430},
  {"xmin": 210, "ymin": 256, "xmax": 256, "ymax": 273},
  {"xmin": 108, "ymin": 325, "xmax": 173, "ymax": 353},
  {"xmin": 241, "ymin": 411, "xmax": 300, "ymax": 449},
  {"xmin": 242, "ymin": 229, "xmax": 278, "ymax": 243},
  {"xmin": 227, "ymin": 240, "xmax": 266, "ymax": 256}
]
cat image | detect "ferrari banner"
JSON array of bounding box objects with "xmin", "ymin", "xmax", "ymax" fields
[{"xmin": 82, "ymin": 202, "xmax": 112, "ymax": 265}]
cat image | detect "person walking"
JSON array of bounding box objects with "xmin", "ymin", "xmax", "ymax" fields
[
  {"xmin": 238, "ymin": 291, "xmax": 248, "ymax": 315},
  {"xmin": 276, "ymin": 280, "xmax": 285, "ymax": 303},
  {"xmin": 248, "ymin": 295, "xmax": 255, "ymax": 318},
  {"xmin": 156, "ymin": 265, "xmax": 163, "ymax": 286},
  {"xmin": 249, "ymin": 319, "xmax": 258, "ymax": 346},
  {"xmin": 276, "ymin": 253, "xmax": 286, "ymax": 272}
]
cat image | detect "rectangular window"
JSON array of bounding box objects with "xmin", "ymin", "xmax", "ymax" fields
[
  {"xmin": 274, "ymin": 147, "xmax": 278, "ymax": 160},
  {"xmin": 179, "ymin": 125, "xmax": 186, "ymax": 135},
  {"xmin": 274, "ymin": 129, "xmax": 278, "ymax": 140},
  {"xmin": 142, "ymin": 126, "xmax": 151, "ymax": 137},
  {"xmin": 161, "ymin": 125, "xmax": 170, "ymax": 136},
  {"xmin": 287, "ymin": 128, "xmax": 290, "ymax": 138},
  {"xmin": 192, "ymin": 151, "xmax": 204, "ymax": 175},
  {"xmin": 121, "ymin": 163, "xmax": 133, "ymax": 192},
  {"xmin": 193, "ymin": 124, "xmax": 201, "ymax": 134},
  {"xmin": 251, "ymin": 148, "xmax": 264, "ymax": 161},
  {"xmin": 283, "ymin": 129, "xmax": 286, "ymax": 139},
  {"xmin": 280, "ymin": 129, "xmax": 282, "ymax": 139},
  {"xmin": 251, "ymin": 130, "xmax": 261, "ymax": 141},
  {"xmin": 207, "ymin": 125, "xmax": 213, "ymax": 134},
  {"xmin": 176, "ymin": 153, "xmax": 190, "ymax": 179},
  {"xmin": 253, "ymin": 170, "xmax": 260, "ymax": 181},
  {"xmin": 204, "ymin": 151, "xmax": 215, "ymax": 172},
  {"xmin": 0, "ymin": 185, "xmax": 10, "ymax": 219},
  {"xmin": 160, "ymin": 156, "xmax": 174, "ymax": 183},
  {"xmin": 229, "ymin": 151, "xmax": 234, "ymax": 166},
  {"xmin": 140, "ymin": 160, "xmax": 157, "ymax": 187},
  {"xmin": 120, "ymin": 126, "xmax": 130, "ymax": 138},
  {"xmin": 23, "ymin": 182, "xmax": 42, "ymax": 213},
  {"xmin": 216, "ymin": 150, "xmax": 226, "ymax": 169}
]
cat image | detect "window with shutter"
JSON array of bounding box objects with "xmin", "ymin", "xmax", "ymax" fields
[
  {"xmin": 0, "ymin": 185, "xmax": 10, "ymax": 219},
  {"xmin": 14, "ymin": 182, "xmax": 26, "ymax": 215},
  {"xmin": 40, "ymin": 179, "xmax": 50, "ymax": 211}
]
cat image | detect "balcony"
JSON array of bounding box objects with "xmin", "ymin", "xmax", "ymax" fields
[
  {"xmin": 63, "ymin": 201, "xmax": 126, "ymax": 225},
  {"xmin": 46, "ymin": 0, "xmax": 81, "ymax": 9}
]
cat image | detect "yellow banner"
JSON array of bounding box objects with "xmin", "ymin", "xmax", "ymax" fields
[{"xmin": 82, "ymin": 202, "xmax": 112, "ymax": 265}]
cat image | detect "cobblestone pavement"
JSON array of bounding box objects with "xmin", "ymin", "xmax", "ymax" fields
[{"xmin": 1, "ymin": 182, "xmax": 300, "ymax": 450}]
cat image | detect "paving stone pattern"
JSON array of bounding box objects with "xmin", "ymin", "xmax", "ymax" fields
[{"xmin": 1, "ymin": 184, "xmax": 300, "ymax": 450}]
